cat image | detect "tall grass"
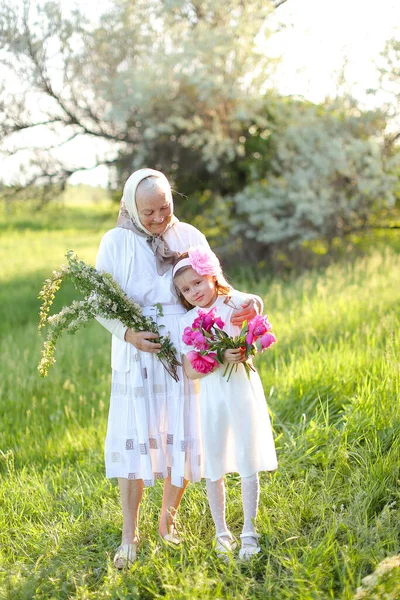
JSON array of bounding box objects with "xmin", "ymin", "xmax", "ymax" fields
[{"xmin": 0, "ymin": 198, "xmax": 399, "ymax": 599}]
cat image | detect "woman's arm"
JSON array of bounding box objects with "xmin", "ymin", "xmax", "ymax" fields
[
  {"xmin": 94, "ymin": 232, "xmax": 128, "ymax": 340},
  {"xmin": 95, "ymin": 232, "xmax": 161, "ymax": 351}
]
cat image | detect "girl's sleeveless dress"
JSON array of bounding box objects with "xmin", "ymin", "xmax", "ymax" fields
[{"xmin": 180, "ymin": 293, "xmax": 278, "ymax": 481}]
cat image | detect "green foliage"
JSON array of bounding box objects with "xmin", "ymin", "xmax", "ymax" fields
[
  {"xmin": 371, "ymin": 37, "xmax": 400, "ymax": 152},
  {"xmin": 232, "ymin": 99, "xmax": 400, "ymax": 259},
  {"xmin": 0, "ymin": 0, "xmax": 279, "ymax": 198},
  {"xmin": 1, "ymin": 202, "xmax": 400, "ymax": 599},
  {"xmin": 2, "ymin": 2, "xmax": 399, "ymax": 266},
  {"xmin": 82, "ymin": 1, "xmax": 278, "ymax": 190}
]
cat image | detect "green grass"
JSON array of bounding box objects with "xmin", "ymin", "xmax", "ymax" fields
[{"xmin": 1, "ymin": 197, "xmax": 400, "ymax": 599}]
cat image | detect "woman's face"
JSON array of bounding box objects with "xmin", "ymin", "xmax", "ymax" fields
[
  {"xmin": 175, "ymin": 267, "xmax": 217, "ymax": 308},
  {"xmin": 135, "ymin": 185, "xmax": 173, "ymax": 234}
]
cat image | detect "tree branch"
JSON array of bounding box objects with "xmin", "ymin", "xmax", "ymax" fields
[
  {"xmin": 21, "ymin": 8, "xmax": 132, "ymax": 144},
  {"xmin": 4, "ymin": 156, "xmax": 120, "ymax": 202},
  {"xmin": 272, "ymin": 0, "xmax": 289, "ymax": 8},
  {"xmin": 0, "ymin": 118, "xmax": 69, "ymax": 138},
  {"xmin": 2, "ymin": 131, "xmax": 82, "ymax": 156}
]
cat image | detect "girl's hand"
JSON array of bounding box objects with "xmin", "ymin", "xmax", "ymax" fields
[
  {"xmin": 223, "ymin": 348, "xmax": 245, "ymax": 364},
  {"xmin": 231, "ymin": 296, "xmax": 262, "ymax": 327},
  {"xmin": 124, "ymin": 329, "xmax": 162, "ymax": 353}
]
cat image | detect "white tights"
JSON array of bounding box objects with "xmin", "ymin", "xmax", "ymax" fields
[{"xmin": 205, "ymin": 474, "xmax": 260, "ymax": 538}]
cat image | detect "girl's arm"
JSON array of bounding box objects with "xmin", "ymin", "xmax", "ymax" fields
[
  {"xmin": 182, "ymin": 355, "xmax": 217, "ymax": 380},
  {"xmin": 182, "ymin": 349, "xmax": 245, "ymax": 380}
]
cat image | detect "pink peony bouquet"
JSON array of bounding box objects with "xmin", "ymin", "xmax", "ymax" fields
[{"xmin": 182, "ymin": 307, "xmax": 276, "ymax": 381}]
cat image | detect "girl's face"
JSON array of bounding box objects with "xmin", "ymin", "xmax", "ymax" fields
[
  {"xmin": 136, "ymin": 187, "xmax": 173, "ymax": 234},
  {"xmin": 175, "ymin": 267, "xmax": 218, "ymax": 308}
]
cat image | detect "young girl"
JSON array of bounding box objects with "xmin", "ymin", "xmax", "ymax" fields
[{"xmin": 173, "ymin": 247, "xmax": 278, "ymax": 560}]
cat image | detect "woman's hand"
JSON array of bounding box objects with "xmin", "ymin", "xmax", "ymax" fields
[
  {"xmin": 223, "ymin": 348, "xmax": 245, "ymax": 364},
  {"xmin": 231, "ymin": 296, "xmax": 262, "ymax": 327},
  {"xmin": 124, "ymin": 329, "xmax": 162, "ymax": 353}
]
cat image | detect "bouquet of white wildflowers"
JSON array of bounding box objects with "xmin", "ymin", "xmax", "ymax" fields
[{"xmin": 38, "ymin": 251, "xmax": 181, "ymax": 381}]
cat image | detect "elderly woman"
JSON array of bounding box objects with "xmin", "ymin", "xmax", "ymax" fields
[{"xmin": 95, "ymin": 168, "xmax": 260, "ymax": 568}]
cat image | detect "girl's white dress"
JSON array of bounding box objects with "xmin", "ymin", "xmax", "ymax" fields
[
  {"xmin": 95, "ymin": 223, "xmax": 209, "ymax": 488},
  {"xmin": 180, "ymin": 293, "xmax": 278, "ymax": 481}
]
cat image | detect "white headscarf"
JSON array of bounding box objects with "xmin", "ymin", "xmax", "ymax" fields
[
  {"xmin": 117, "ymin": 168, "xmax": 177, "ymax": 234},
  {"xmin": 116, "ymin": 168, "xmax": 180, "ymax": 275}
]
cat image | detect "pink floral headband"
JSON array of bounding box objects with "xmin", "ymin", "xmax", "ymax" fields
[{"xmin": 172, "ymin": 246, "xmax": 221, "ymax": 278}]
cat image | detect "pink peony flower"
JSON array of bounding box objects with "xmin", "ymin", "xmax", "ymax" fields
[
  {"xmin": 188, "ymin": 246, "xmax": 221, "ymax": 277},
  {"xmin": 246, "ymin": 331, "xmax": 255, "ymax": 345},
  {"xmin": 214, "ymin": 315, "xmax": 225, "ymax": 329},
  {"xmin": 192, "ymin": 308, "xmax": 225, "ymax": 332},
  {"xmin": 202, "ymin": 308, "xmax": 225, "ymax": 331},
  {"xmin": 247, "ymin": 315, "xmax": 272, "ymax": 338},
  {"xmin": 187, "ymin": 350, "xmax": 219, "ymax": 374},
  {"xmin": 192, "ymin": 331, "xmax": 210, "ymax": 351},
  {"xmin": 182, "ymin": 326, "xmax": 196, "ymax": 346},
  {"xmin": 245, "ymin": 315, "xmax": 273, "ymax": 345},
  {"xmin": 260, "ymin": 332, "xmax": 276, "ymax": 350},
  {"xmin": 192, "ymin": 311, "xmax": 206, "ymax": 331}
]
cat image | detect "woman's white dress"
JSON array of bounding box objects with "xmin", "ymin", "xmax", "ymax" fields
[
  {"xmin": 95, "ymin": 223, "xmax": 209, "ymax": 488},
  {"xmin": 179, "ymin": 293, "xmax": 278, "ymax": 482}
]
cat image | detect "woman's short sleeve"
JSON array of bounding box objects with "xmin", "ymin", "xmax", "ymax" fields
[{"xmin": 94, "ymin": 231, "xmax": 127, "ymax": 341}]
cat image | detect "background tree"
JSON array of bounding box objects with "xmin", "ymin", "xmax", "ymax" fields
[
  {"xmin": 0, "ymin": 0, "xmax": 284, "ymax": 206},
  {"xmin": 1, "ymin": 0, "xmax": 398, "ymax": 270},
  {"xmin": 231, "ymin": 98, "xmax": 400, "ymax": 264},
  {"xmin": 375, "ymin": 37, "xmax": 400, "ymax": 152}
]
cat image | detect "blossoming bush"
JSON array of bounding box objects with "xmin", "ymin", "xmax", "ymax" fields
[{"xmin": 38, "ymin": 251, "xmax": 181, "ymax": 380}]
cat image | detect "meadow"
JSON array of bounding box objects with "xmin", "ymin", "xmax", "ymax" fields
[{"xmin": 0, "ymin": 193, "xmax": 399, "ymax": 600}]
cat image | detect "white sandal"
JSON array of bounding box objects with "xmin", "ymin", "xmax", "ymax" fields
[
  {"xmin": 239, "ymin": 532, "xmax": 261, "ymax": 561},
  {"xmin": 113, "ymin": 543, "xmax": 137, "ymax": 569},
  {"xmin": 161, "ymin": 530, "xmax": 181, "ymax": 546},
  {"xmin": 159, "ymin": 516, "xmax": 182, "ymax": 546},
  {"xmin": 215, "ymin": 531, "xmax": 237, "ymax": 561}
]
